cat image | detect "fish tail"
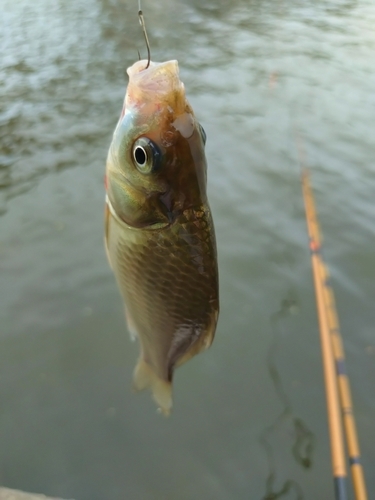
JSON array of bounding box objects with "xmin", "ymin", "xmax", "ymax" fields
[{"xmin": 133, "ymin": 358, "xmax": 173, "ymax": 416}]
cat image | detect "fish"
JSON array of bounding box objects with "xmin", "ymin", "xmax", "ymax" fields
[{"xmin": 104, "ymin": 59, "xmax": 219, "ymax": 415}]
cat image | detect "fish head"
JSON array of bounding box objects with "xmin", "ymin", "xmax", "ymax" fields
[{"xmin": 106, "ymin": 59, "xmax": 208, "ymax": 228}]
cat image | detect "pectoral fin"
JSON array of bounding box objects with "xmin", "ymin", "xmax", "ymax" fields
[{"xmin": 125, "ymin": 307, "xmax": 138, "ymax": 341}]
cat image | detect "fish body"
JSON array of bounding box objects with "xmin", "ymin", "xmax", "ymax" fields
[{"xmin": 105, "ymin": 60, "xmax": 219, "ymax": 414}]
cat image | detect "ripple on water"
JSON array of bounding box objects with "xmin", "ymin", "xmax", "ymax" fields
[{"xmin": 1, "ymin": 0, "xmax": 375, "ymax": 498}]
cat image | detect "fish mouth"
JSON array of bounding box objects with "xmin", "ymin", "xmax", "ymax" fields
[
  {"xmin": 126, "ymin": 60, "xmax": 186, "ymax": 115},
  {"xmin": 127, "ymin": 60, "xmax": 181, "ymax": 92}
]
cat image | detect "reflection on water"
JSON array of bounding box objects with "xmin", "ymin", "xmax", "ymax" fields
[
  {"xmin": 1, "ymin": 0, "xmax": 375, "ymax": 498},
  {"xmin": 260, "ymin": 296, "xmax": 315, "ymax": 500}
]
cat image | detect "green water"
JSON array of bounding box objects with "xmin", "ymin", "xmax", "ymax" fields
[{"xmin": 1, "ymin": 0, "xmax": 374, "ymax": 498}]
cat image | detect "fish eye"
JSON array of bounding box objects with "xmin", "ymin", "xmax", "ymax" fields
[
  {"xmin": 198, "ymin": 123, "xmax": 207, "ymax": 145},
  {"xmin": 134, "ymin": 146, "xmax": 147, "ymax": 166},
  {"xmin": 132, "ymin": 137, "xmax": 161, "ymax": 174}
]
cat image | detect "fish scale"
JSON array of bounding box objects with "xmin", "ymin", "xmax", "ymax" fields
[{"xmin": 106, "ymin": 205, "xmax": 218, "ymax": 353}]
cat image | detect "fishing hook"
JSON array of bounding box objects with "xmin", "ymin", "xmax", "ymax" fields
[{"xmin": 138, "ymin": 0, "xmax": 151, "ymax": 69}]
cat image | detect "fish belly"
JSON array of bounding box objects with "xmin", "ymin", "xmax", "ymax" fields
[{"xmin": 105, "ymin": 203, "xmax": 219, "ymax": 413}]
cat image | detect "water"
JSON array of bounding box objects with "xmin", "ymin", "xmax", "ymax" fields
[{"xmin": 1, "ymin": 0, "xmax": 374, "ymax": 498}]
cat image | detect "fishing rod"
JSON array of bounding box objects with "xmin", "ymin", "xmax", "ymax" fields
[
  {"xmin": 301, "ymin": 168, "xmax": 347, "ymax": 500},
  {"xmin": 300, "ymin": 166, "xmax": 368, "ymax": 500}
]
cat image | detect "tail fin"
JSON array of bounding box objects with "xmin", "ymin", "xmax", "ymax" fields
[{"xmin": 133, "ymin": 359, "xmax": 173, "ymax": 416}]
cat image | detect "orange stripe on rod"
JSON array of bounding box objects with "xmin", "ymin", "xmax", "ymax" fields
[
  {"xmin": 301, "ymin": 169, "xmax": 347, "ymax": 499},
  {"xmin": 301, "ymin": 168, "xmax": 368, "ymax": 500}
]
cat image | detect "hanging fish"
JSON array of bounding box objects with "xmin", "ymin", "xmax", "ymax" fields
[{"xmin": 104, "ymin": 11, "xmax": 218, "ymax": 415}]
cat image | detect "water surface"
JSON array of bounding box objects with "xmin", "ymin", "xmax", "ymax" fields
[{"xmin": 1, "ymin": 0, "xmax": 374, "ymax": 498}]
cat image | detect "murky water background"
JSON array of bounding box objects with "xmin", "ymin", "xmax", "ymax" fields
[{"xmin": 1, "ymin": 0, "xmax": 374, "ymax": 498}]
